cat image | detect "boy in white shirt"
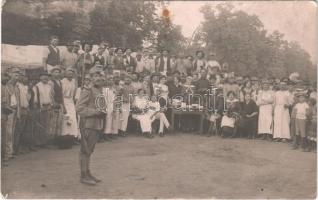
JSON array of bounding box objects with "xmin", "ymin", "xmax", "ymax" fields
[{"xmin": 292, "ymin": 92, "xmax": 310, "ymax": 151}]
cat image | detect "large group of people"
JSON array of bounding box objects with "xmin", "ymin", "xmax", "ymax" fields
[{"xmin": 1, "ymin": 36, "xmax": 317, "ymax": 185}]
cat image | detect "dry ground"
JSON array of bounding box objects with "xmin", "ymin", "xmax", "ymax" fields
[{"xmin": 1, "ymin": 133, "xmax": 316, "ymax": 199}]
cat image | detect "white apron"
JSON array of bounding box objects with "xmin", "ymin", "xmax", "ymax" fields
[
  {"xmin": 273, "ymin": 91, "xmax": 292, "ymax": 139},
  {"xmin": 257, "ymin": 90, "xmax": 274, "ymax": 134},
  {"xmin": 103, "ymin": 87, "xmax": 119, "ymax": 134},
  {"xmin": 61, "ymin": 97, "xmax": 79, "ymax": 137}
]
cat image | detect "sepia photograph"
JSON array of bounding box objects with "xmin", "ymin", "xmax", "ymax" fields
[{"xmin": 1, "ymin": 0, "xmax": 317, "ymax": 199}]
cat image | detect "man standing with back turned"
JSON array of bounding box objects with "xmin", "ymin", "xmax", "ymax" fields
[{"xmin": 76, "ymin": 67, "xmax": 105, "ymax": 185}]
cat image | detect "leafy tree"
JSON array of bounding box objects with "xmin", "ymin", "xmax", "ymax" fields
[
  {"xmin": 193, "ymin": 3, "xmax": 315, "ymax": 81},
  {"xmin": 153, "ymin": 18, "xmax": 186, "ymax": 54},
  {"xmin": 89, "ymin": 0, "xmax": 158, "ymax": 50}
]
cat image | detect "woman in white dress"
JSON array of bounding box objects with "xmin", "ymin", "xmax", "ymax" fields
[
  {"xmin": 58, "ymin": 68, "xmax": 79, "ymax": 149},
  {"xmin": 132, "ymin": 89, "xmax": 154, "ymax": 138},
  {"xmin": 273, "ymin": 81, "xmax": 293, "ymax": 142},
  {"xmin": 256, "ymin": 80, "xmax": 274, "ymax": 140}
]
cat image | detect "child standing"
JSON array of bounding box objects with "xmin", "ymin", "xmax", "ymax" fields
[{"xmin": 291, "ymin": 92, "xmax": 310, "ymax": 151}]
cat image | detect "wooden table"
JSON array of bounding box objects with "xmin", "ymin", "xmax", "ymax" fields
[{"xmin": 170, "ymin": 108, "xmax": 205, "ymax": 134}]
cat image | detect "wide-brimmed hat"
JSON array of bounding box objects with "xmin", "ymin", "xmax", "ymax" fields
[
  {"xmin": 50, "ymin": 66, "xmax": 61, "ymax": 73},
  {"xmin": 89, "ymin": 67, "xmax": 103, "ymax": 75},
  {"xmin": 151, "ymin": 72, "xmax": 161, "ymax": 79},
  {"xmin": 65, "ymin": 67, "xmax": 76, "ymax": 73}
]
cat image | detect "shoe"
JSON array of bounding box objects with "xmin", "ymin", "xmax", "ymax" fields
[
  {"xmin": 112, "ymin": 134, "xmax": 118, "ymax": 139},
  {"xmin": 29, "ymin": 146, "xmax": 38, "ymax": 152},
  {"xmin": 266, "ymin": 136, "xmax": 273, "ymax": 142},
  {"xmin": 121, "ymin": 131, "xmax": 127, "ymax": 137},
  {"xmin": 147, "ymin": 133, "xmax": 154, "ymax": 138},
  {"xmin": 80, "ymin": 176, "xmax": 96, "ymax": 186},
  {"xmin": 259, "ymin": 135, "xmax": 266, "ymax": 140},
  {"xmin": 99, "ymin": 138, "xmax": 106, "ymax": 143},
  {"xmin": 302, "ymin": 148, "xmax": 310, "ymax": 152},
  {"xmin": 104, "ymin": 136, "xmax": 112, "ymax": 142},
  {"xmin": 291, "ymin": 145, "xmax": 299, "ymax": 150},
  {"xmin": 87, "ymin": 171, "xmax": 102, "ymax": 183}
]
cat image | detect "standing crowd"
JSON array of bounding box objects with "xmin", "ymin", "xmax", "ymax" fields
[{"xmin": 1, "ymin": 36, "xmax": 316, "ymax": 185}]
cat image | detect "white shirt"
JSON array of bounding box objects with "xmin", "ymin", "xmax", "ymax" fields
[
  {"xmin": 295, "ymin": 102, "xmax": 309, "ymax": 119},
  {"xmin": 163, "ymin": 57, "xmax": 168, "ymax": 72},
  {"xmin": 136, "ymin": 60, "xmax": 146, "ymax": 73},
  {"xmin": 207, "ymin": 60, "xmax": 221, "ymax": 70},
  {"xmin": 17, "ymin": 83, "xmax": 30, "ymax": 108},
  {"xmin": 134, "ymin": 96, "xmax": 149, "ymax": 110},
  {"xmin": 33, "ymin": 82, "xmax": 53, "ymax": 106},
  {"xmin": 61, "ymin": 78, "xmax": 76, "ymax": 99}
]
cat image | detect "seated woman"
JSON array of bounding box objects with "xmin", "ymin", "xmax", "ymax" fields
[
  {"xmin": 239, "ymin": 92, "xmax": 258, "ymax": 139},
  {"xmin": 221, "ymin": 91, "xmax": 241, "ymax": 138},
  {"xmin": 132, "ymin": 89, "xmax": 153, "ymax": 138},
  {"xmin": 148, "ymin": 95, "xmax": 171, "ymax": 137}
]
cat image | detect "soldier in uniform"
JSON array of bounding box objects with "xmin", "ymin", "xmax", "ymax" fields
[{"xmin": 76, "ymin": 67, "xmax": 105, "ymax": 185}]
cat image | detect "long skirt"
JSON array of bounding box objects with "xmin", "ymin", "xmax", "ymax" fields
[
  {"xmin": 273, "ymin": 105, "xmax": 290, "ymax": 139},
  {"xmin": 61, "ymin": 98, "xmax": 79, "ymax": 137},
  {"xmin": 258, "ymin": 104, "xmax": 273, "ymax": 134},
  {"xmin": 104, "ymin": 110, "xmax": 120, "ymax": 134}
]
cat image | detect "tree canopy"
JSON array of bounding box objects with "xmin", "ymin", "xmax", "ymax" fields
[
  {"xmin": 190, "ymin": 3, "xmax": 315, "ymax": 80},
  {"xmin": 2, "ymin": 0, "xmax": 185, "ymax": 54}
]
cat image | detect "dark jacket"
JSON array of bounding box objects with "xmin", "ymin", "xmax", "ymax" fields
[
  {"xmin": 125, "ymin": 55, "xmax": 137, "ymax": 70},
  {"xmin": 156, "ymin": 56, "xmax": 171, "ymax": 74},
  {"xmin": 76, "ymin": 86, "xmax": 104, "ymax": 131}
]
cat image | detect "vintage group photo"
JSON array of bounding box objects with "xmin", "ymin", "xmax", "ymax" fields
[{"xmin": 1, "ymin": 0, "xmax": 317, "ymax": 199}]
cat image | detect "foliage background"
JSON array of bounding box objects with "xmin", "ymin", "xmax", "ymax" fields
[{"xmin": 2, "ymin": 0, "xmax": 316, "ymax": 80}]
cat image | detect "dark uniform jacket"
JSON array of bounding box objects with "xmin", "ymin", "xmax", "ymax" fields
[{"xmin": 76, "ymin": 86, "xmax": 104, "ymax": 131}]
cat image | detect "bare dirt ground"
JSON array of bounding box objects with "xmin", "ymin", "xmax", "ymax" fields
[{"xmin": 1, "ymin": 133, "xmax": 316, "ymax": 199}]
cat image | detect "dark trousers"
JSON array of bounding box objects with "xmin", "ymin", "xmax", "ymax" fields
[
  {"xmin": 13, "ymin": 111, "xmax": 28, "ymax": 154},
  {"xmin": 79, "ymin": 128, "xmax": 99, "ymax": 173}
]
